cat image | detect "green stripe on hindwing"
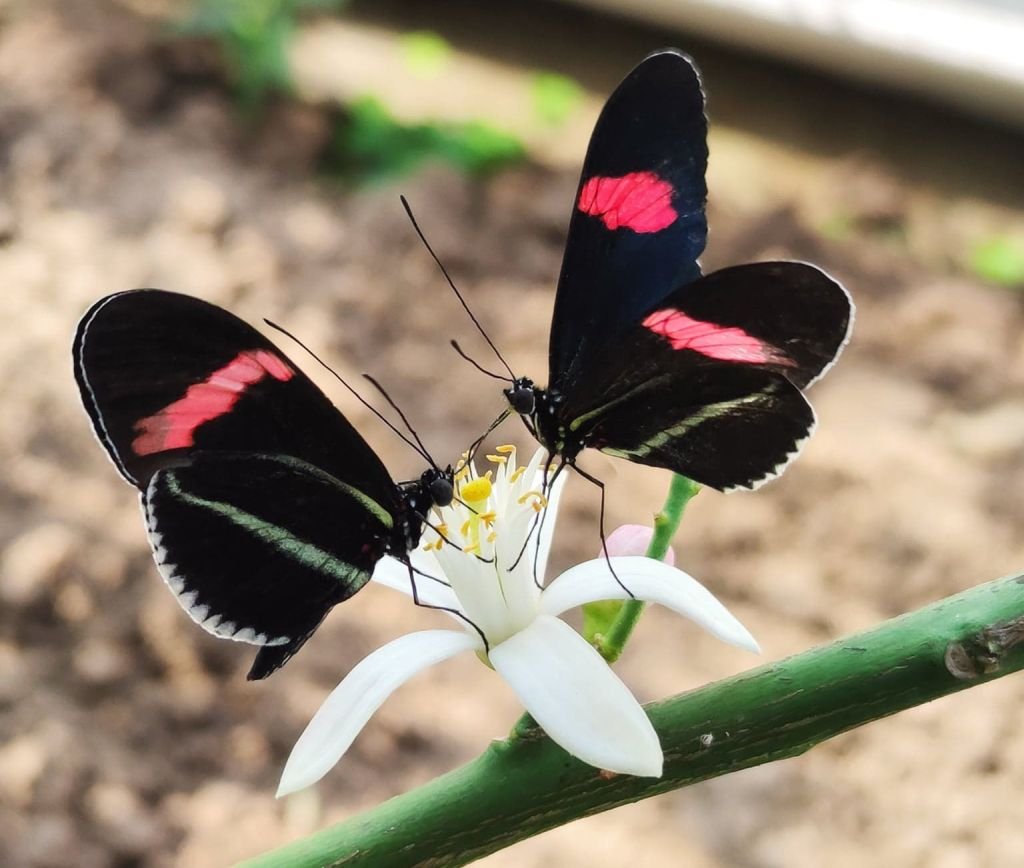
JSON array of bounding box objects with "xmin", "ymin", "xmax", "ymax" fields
[
  {"xmin": 160, "ymin": 471, "xmax": 371, "ymax": 588},
  {"xmin": 602, "ymin": 386, "xmax": 777, "ymax": 459},
  {"xmin": 268, "ymin": 453, "xmax": 393, "ymax": 529},
  {"xmin": 568, "ymin": 376, "xmax": 673, "ymax": 433}
]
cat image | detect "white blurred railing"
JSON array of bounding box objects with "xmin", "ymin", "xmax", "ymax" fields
[{"xmin": 554, "ymin": 0, "xmax": 1024, "ymax": 128}]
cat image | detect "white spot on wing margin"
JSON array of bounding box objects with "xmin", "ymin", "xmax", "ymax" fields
[
  {"xmin": 139, "ymin": 483, "xmax": 290, "ymax": 647},
  {"xmin": 722, "ymin": 408, "xmax": 818, "ymax": 494}
]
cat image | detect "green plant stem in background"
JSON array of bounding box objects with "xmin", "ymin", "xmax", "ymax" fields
[
  {"xmin": 243, "ymin": 572, "xmax": 1024, "ymax": 868},
  {"xmin": 597, "ymin": 474, "xmax": 700, "ymax": 663}
]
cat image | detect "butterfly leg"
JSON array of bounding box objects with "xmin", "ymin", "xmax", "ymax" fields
[
  {"xmin": 507, "ymin": 454, "xmax": 563, "ymax": 587},
  {"xmin": 406, "ymin": 561, "xmax": 489, "ymax": 652},
  {"xmin": 413, "ymin": 512, "xmax": 467, "ymax": 562},
  {"xmin": 527, "ymin": 457, "xmax": 569, "ymax": 589},
  {"xmin": 570, "ymin": 464, "xmax": 635, "ymax": 599}
]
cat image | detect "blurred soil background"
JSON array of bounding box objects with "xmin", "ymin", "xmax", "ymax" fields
[{"xmin": 3, "ymin": 0, "xmax": 1024, "ymax": 865}]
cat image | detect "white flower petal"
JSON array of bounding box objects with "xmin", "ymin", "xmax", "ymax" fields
[
  {"xmin": 437, "ymin": 548, "xmax": 512, "ymax": 640},
  {"xmin": 489, "ymin": 614, "xmax": 662, "ymax": 777},
  {"xmin": 277, "ymin": 629, "xmax": 480, "ymax": 796},
  {"xmin": 539, "ymin": 557, "xmax": 760, "ymax": 654},
  {"xmin": 371, "ymin": 554, "xmax": 461, "ymax": 612}
]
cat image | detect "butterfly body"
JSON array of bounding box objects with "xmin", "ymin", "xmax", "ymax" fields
[{"xmin": 74, "ymin": 289, "xmax": 452, "ymax": 679}]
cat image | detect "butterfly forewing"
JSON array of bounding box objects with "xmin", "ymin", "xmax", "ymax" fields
[
  {"xmin": 640, "ymin": 262, "xmax": 853, "ymax": 389},
  {"xmin": 554, "ymin": 288, "xmax": 824, "ymax": 491},
  {"xmin": 145, "ymin": 451, "xmax": 392, "ymax": 679},
  {"xmin": 73, "ymin": 290, "xmax": 398, "ymax": 511},
  {"xmin": 548, "ymin": 49, "xmax": 708, "ymax": 392}
]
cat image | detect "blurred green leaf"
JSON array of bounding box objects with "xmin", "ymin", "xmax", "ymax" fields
[
  {"xmin": 531, "ymin": 72, "xmax": 583, "ymax": 127},
  {"xmin": 180, "ymin": 0, "xmax": 345, "ymax": 110},
  {"xmin": 327, "ymin": 96, "xmax": 525, "ymax": 185},
  {"xmin": 970, "ymin": 235, "xmax": 1024, "ymax": 287},
  {"xmin": 400, "ymin": 32, "xmax": 452, "ymax": 77},
  {"xmin": 819, "ymin": 213, "xmax": 854, "ymax": 242}
]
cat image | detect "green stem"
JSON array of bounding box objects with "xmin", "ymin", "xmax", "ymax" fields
[
  {"xmin": 599, "ymin": 474, "xmax": 700, "ymax": 662},
  {"xmin": 242, "ymin": 572, "xmax": 1024, "ymax": 868}
]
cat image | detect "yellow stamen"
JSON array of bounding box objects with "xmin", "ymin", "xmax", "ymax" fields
[
  {"xmin": 484, "ymin": 470, "xmax": 494, "ymax": 481},
  {"xmin": 435, "ymin": 523, "xmax": 449, "ymax": 538},
  {"xmin": 517, "ymin": 490, "xmax": 548, "ymax": 507},
  {"xmin": 486, "ymin": 531, "xmax": 497, "ymax": 543},
  {"xmin": 478, "ymin": 511, "xmax": 497, "ymax": 527},
  {"xmin": 460, "ymin": 519, "xmax": 472, "ymax": 537},
  {"xmin": 486, "ymin": 454, "xmax": 507, "ymax": 464},
  {"xmin": 463, "ymin": 541, "xmax": 480, "ymax": 555},
  {"xmin": 454, "ymin": 466, "xmax": 470, "ymax": 482},
  {"xmin": 495, "ymin": 444, "xmax": 516, "ymax": 454},
  {"xmin": 509, "ymin": 467, "xmax": 526, "ymax": 483}
]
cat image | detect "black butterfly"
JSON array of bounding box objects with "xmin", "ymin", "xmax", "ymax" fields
[
  {"xmin": 73, "ymin": 290, "xmax": 453, "ymax": 679},
  {"xmin": 458, "ymin": 49, "xmax": 852, "ymax": 493}
]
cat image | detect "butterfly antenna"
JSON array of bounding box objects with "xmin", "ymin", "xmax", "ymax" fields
[
  {"xmin": 362, "ymin": 373, "xmax": 438, "ymax": 470},
  {"xmin": 400, "ymin": 195, "xmax": 517, "ymax": 381},
  {"xmin": 264, "ymin": 319, "xmax": 431, "ymax": 463},
  {"xmin": 450, "ymin": 339, "xmax": 512, "ymax": 383}
]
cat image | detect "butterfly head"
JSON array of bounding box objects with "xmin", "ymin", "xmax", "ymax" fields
[{"xmin": 504, "ymin": 378, "xmax": 536, "ymax": 416}]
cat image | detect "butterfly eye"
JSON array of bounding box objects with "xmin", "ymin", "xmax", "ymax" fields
[
  {"xmin": 504, "ymin": 382, "xmax": 535, "ymax": 416},
  {"xmin": 429, "ymin": 476, "xmax": 455, "ymax": 507}
]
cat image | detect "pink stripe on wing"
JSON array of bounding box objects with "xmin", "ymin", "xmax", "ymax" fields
[
  {"xmin": 132, "ymin": 349, "xmax": 294, "ymax": 456},
  {"xmin": 642, "ymin": 308, "xmax": 792, "ymax": 366},
  {"xmin": 577, "ymin": 172, "xmax": 677, "ymax": 233}
]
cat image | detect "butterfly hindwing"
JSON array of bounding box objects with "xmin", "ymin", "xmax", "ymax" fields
[
  {"xmin": 588, "ymin": 365, "xmax": 816, "ymax": 491},
  {"xmin": 74, "ymin": 290, "xmax": 398, "ymax": 512},
  {"xmin": 144, "ymin": 451, "xmax": 394, "ymax": 680},
  {"xmin": 549, "ymin": 49, "xmax": 708, "ymax": 392}
]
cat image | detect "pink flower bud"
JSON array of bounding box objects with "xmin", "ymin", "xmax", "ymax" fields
[{"xmin": 601, "ymin": 524, "xmax": 675, "ymax": 565}]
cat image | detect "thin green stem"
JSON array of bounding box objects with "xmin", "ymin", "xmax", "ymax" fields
[
  {"xmin": 598, "ymin": 474, "xmax": 700, "ymax": 662},
  {"xmin": 243, "ymin": 573, "xmax": 1024, "ymax": 868}
]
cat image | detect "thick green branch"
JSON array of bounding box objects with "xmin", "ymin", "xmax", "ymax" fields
[{"xmin": 243, "ymin": 572, "xmax": 1024, "ymax": 868}]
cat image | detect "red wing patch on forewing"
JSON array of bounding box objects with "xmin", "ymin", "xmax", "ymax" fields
[
  {"xmin": 132, "ymin": 350, "xmax": 294, "ymax": 456},
  {"xmin": 577, "ymin": 172, "xmax": 677, "ymax": 233},
  {"xmin": 642, "ymin": 309, "xmax": 793, "ymax": 366}
]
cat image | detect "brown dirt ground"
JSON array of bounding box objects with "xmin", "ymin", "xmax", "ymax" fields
[{"xmin": 3, "ymin": 2, "xmax": 1024, "ymax": 866}]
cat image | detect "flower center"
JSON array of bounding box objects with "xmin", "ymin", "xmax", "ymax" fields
[
  {"xmin": 458, "ymin": 476, "xmax": 493, "ymax": 555},
  {"xmin": 460, "ymin": 476, "xmax": 492, "ymax": 504}
]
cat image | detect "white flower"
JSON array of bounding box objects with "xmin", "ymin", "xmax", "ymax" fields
[{"xmin": 277, "ymin": 448, "xmax": 759, "ymax": 796}]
